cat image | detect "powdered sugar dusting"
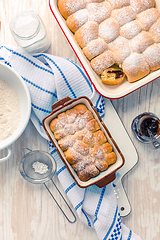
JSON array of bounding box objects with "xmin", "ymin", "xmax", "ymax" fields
[
  {"xmin": 83, "ymin": 38, "xmax": 108, "ymax": 60},
  {"xmin": 91, "ymin": 50, "xmax": 115, "ymax": 74},
  {"xmin": 120, "ymin": 20, "xmax": 142, "ymax": 39},
  {"xmin": 32, "ymin": 161, "xmax": 48, "ymax": 174},
  {"xmin": 58, "ymin": 0, "xmax": 160, "ymax": 82},
  {"xmin": 130, "ymin": 31, "xmax": 154, "ymax": 53},
  {"xmin": 65, "ymin": 0, "xmax": 86, "ymax": 17},
  {"xmin": 75, "ymin": 21, "xmax": 99, "ymax": 48},
  {"xmin": 108, "ymin": 36, "xmax": 131, "ymax": 64},
  {"xmin": 137, "ymin": 8, "xmax": 160, "ymax": 31},
  {"xmin": 149, "ymin": 18, "xmax": 160, "ymax": 42},
  {"xmin": 131, "ymin": 0, "xmax": 155, "ymax": 14},
  {"xmin": 99, "ymin": 18, "xmax": 120, "ymax": 43},
  {"xmin": 111, "ymin": 6, "xmax": 137, "ymax": 27},
  {"xmin": 50, "ymin": 104, "xmax": 117, "ymax": 181},
  {"xmin": 108, "ymin": 0, "xmax": 130, "ymax": 9},
  {"xmin": 66, "ymin": 9, "xmax": 89, "ymax": 32},
  {"xmin": 87, "ymin": 1, "xmax": 112, "ymax": 24},
  {"xmin": 122, "ymin": 52, "xmax": 150, "ymax": 82},
  {"xmin": 143, "ymin": 43, "xmax": 160, "ymax": 70}
]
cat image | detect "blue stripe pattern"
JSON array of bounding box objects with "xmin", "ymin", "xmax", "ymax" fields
[
  {"xmin": 31, "ymin": 103, "xmax": 51, "ymax": 114},
  {"xmin": 33, "ymin": 53, "xmax": 77, "ymax": 98},
  {"xmin": 75, "ymin": 200, "xmax": 83, "ymax": 211},
  {"xmin": 0, "ymin": 46, "xmax": 54, "ymax": 75},
  {"xmin": 57, "ymin": 165, "xmax": 66, "ymax": 176},
  {"xmin": 93, "ymin": 186, "xmax": 106, "ymax": 224},
  {"xmin": 50, "ymin": 148, "xmax": 57, "ymax": 156},
  {"xmin": 22, "ymin": 76, "xmax": 57, "ymax": 98},
  {"xmin": 65, "ymin": 182, "xmax": 76, "ymax": 194},
  {"xmin": 127, "ymin": 230, "xmax": 132, "ymax": 240},
  {"xmin": 66, "ymin": 58, "xmax": 93, "ymax": 92},
  {"xmin": 0, "ymin": 46, "xmax": 129, "ymax": 240},
  {"xmin": 103, "ymin": 206, "xmax": 119, "ymax": 240},
  {"xmin": 82, "ymin": 208, "xmax": 92, "ymax": 227}
]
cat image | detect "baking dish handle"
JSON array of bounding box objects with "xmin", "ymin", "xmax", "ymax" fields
[
  {"xmin": 52, "ymin": 97, "xmax": 73, "ymax": 112},
  {"xmin": 95, "ymin": 173, "xmax": 116, "ymax": 188}
]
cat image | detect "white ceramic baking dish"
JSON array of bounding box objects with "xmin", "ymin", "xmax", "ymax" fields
[
  {"xmin": 49, "ymin": 0, "xmax": 160, "ymax": 99},
  {"xmin": 42, "ymin": 96, "xmax": 125, "ymax": 188}
]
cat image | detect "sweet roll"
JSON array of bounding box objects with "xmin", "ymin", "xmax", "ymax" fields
[
  {"xmin": 75, "ymin": 21, "xmax": 99, "ymax": 48},
  {"xmin": 50, "ymin": 104, "xmax": 117, "ymax": 181},
  {"xmin": 66, "ymin": 9, "xmax": 89, "ymax": 33},
  {"xmin": 83, "ymin": 38, "xmax": 108, "ymax": 60},
  {"xmin": 130, "ymin": 0, "xmax": 155, "ymax": 14},
  {"xmin": 137, "ymin": 8, "xmax": 160, "ymax": 31},
  {"xmin": 120, "ymin": 20, "xmax": 142, "ymax": 39},
  {"xmin": 58, "ymin": 0, "xmax": 87, "ymax": 19},
  {"xmin": 122, "ymin": 52, "xmax": 150, "ymax": 82},
  {"xmin": 143, "ymin": 43, "xmax": 160, "ymax": 71},
  {"xmin": 130, "ymin": 31, "xmax": 154, "ymax": 53},
  {"xmin": 58, "ymin": 0, "xmax": 160, "ymax": 84},
  {"xmin": 87, "ymin": 1, "xmax": 112, "ymax": 24}
]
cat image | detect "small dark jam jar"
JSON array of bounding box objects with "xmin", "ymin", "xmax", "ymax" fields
[{"xmin": 131, "ymin": 112, "xmax": 160, "ymax": 143}]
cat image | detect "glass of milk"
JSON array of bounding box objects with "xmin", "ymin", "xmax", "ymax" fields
[{"xmin": 10, "ymin": 11, "xmax": 50, "ymax": 54}]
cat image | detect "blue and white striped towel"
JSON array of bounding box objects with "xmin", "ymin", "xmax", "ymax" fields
[{"xmin": 0, "ymin": 46, "xmax": 141, "ymax": 240}]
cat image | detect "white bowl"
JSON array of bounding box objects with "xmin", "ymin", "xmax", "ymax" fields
[{"xmin": 0, "ymin": 62, "xmax": 31, "ymax": 162}]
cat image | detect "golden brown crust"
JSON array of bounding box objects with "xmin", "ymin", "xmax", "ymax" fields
[
  {"xmin": 130, "ymin": 31, "xmax": 154, "ymax": 53},
  {"xmin": 90, "ymin": 50, "xmax": 115, "ymax": 75},
  {"xmin": 58, "ymin": 0, "xmax": 86, "ymax": 19},
  {"xmin": 130, "ymin": 0, "xmax": 155, "ymax": 14},
  {"xmin": 86, "ymin": 119, "xmax": 100, "ymax": 132},
  {"xmin": 143, "ymin": 43, "xmax": 160, "ymax": 71},
  {"xmin": 149, "ymin": 18, "xmax": 160, "ymax": 43},
  {"xmin": 83, "ymin": 38, "xmax": 108, "ymax": 60},
  {"xmin": 137, "ymin": 8, "xmax": 160, "ymax": 31},
  {"xmin": 66, "ymin": 9, "xmax": 89, "ymax": 33},
  {"xmin": 75, "ymin": 21, "xmax": 99, "ymax": 48},
  {"xmin": 58, "ymin": 0, "xmax": 160, "ymax": 84},
  {"xmin": 122, "ymin": 53, "xmax": 150, "ymax": 82},
  {"xmin": 95, "ymin": 160, "xmax": 109, "ymax": 171},
  {"xmin": 50, "ymin": 104, "xmax": 117, "ymax": 181},
  {"xmin": 101, "ymin": 67, "xmax": 126, "ymax": 85},
  {"xmin": 105, "ymin": 152, "xmax": 117, "ymax": 165}
]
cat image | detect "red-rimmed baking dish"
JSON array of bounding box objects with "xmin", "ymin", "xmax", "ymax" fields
[
  {"xmin": 42, "ymin": 96, "xmax": 124, "ymax": 188},
  {"xmin": 49, "ymin": 0, "xmax": 160, "ymax": 99}
]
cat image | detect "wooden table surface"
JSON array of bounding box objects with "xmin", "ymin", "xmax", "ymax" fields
[{"xmin": 1, "ymin": 0, "xmax": 160, "ymax": 239}]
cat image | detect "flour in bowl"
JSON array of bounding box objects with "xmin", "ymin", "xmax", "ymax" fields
[{"xmin": 0, "ymin": 79, "xmax": 20, "ymax": 142}]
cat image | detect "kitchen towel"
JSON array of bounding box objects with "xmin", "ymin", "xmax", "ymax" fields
[{"xmin": 0, "ymin": 46, "xmax": 141, "ymax": 240}]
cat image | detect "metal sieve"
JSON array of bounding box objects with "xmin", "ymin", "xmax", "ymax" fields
[{"xmin": 19, "ymin": 147, "xmax": 76, "ymax": 223}]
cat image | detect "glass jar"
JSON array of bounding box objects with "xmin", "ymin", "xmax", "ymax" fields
[
  {"xmin": 10, "ymin": 11, "xmax": 50, "ymax": 54},
  {"xmin": 131, "ymin": 112, "xmax": 160, "ymax": 144}
]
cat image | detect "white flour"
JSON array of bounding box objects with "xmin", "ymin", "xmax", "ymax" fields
[{"xmin": 0, "ymin": 79, "xmax": 20, "ymax": 142}]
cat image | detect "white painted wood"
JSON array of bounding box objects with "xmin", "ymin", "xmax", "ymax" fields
[{"xmin": 1, "ymin": 1, "xmax": 160, "ymax": 239}]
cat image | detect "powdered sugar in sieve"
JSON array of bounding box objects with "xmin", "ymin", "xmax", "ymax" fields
[{"xmin": 32, "ymin": 161, "xmax": 48, "ymax": 174}]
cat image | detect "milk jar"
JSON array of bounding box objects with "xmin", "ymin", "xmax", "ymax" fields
[{"xmin": 10, "ymin": 11, "xmax": 50, "ymax": 54}]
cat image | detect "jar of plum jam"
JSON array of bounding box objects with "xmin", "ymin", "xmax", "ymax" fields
[{"xmin": 131, "ymin": 112, "xmax": 160, "ymax": 144}]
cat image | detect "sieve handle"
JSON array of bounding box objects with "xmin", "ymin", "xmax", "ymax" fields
[
  {"xmin": 22, "ymin": 147, "xmax": 32, "ymax": 155},
  {"xmin": 44, "ymin": 179, "xmax": 76, "ymax": 223}
]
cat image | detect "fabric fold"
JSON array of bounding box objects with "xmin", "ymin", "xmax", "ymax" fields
[{"xmin": 0, "ymin": 46, "xmax": 141, "ymax": 240}]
